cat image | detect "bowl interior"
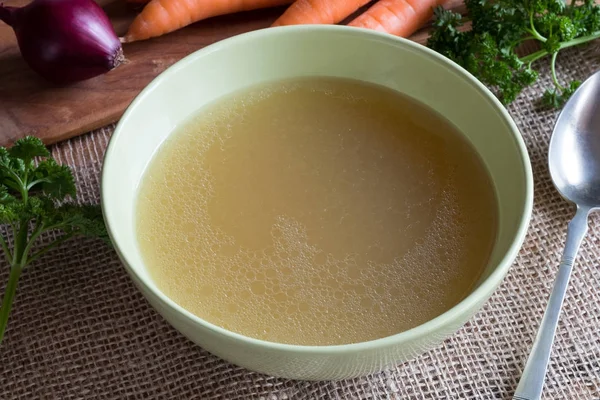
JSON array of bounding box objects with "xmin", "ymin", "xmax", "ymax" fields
[{"xmin": 102, "ymin": 26, "xmax": 532, "ymax": 344}]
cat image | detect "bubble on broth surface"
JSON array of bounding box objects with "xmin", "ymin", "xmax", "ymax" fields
[{"xmin": 135, "ymin": 77, "xmax": 497, "ymax": 346}]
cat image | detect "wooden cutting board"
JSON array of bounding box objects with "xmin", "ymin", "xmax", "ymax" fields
[{"xmin": 0, "ymin": 0, "xmax": 465, "ymax": 147}]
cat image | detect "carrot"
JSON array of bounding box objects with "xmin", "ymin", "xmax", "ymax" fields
[
  {"xmin": 348, "ymin": 0, "xmax": 443, "ymax": 37},
  {"xmin": 272, "ymin": 0, "xmax": 371, "ymax": 26},
  {"xmin": 124, "ymin": 0, "xmax": 294, "ymax": 43}
]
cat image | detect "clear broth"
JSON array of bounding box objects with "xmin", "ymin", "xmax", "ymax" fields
[{"xmin": 136, "ymin": 77, "xmax": 498, "ymax": 346}]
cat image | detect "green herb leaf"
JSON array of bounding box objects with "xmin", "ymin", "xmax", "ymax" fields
[
  {"xmin": 0, "ymin": 136, "xmax": 110, "ymax": 346},
  {"xmin": 8, "ymin": 136, "xmax": 49, "ymax": 162},
  {"xmin": 51, "ymin": 203, "xmax": 109, "ymax": 241},
  {"xmin": 542, "ymin": 80, "xmax": 582, "ymax": 108},
  {"xmin": 427, "ymin": 0, "xmax": 600, "ymax": 108},
  {"xmin": 32, "ymin": 159, "xmax": 76, "ymax": 200},
  {"xmin": 0, "ymin": 194, "xmax": 20, "ymax": 225}
]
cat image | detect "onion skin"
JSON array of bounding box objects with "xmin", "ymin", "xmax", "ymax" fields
[{"xmin": 0, "ymin": 0, "xmax": 124, "ymax": 84}]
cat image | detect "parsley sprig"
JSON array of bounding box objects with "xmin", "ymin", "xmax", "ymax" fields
[
  {"xmin": 427, "ymin": 0, "xmax": 600, "ymax": 107},
  {"xmin": 0, "ymin": 137, "xmax": 109, "ymax": 345}
]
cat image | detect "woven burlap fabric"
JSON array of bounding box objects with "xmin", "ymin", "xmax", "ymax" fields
[{"xmin": 1, "ymin": 47, "xmax": 600, "ymax": 400}]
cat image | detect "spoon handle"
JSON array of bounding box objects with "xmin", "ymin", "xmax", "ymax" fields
[{"xmin": 512, "ymin": 207, "xmax": 589, "ymax": 400}]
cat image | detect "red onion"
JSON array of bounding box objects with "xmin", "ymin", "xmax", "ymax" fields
[{"xmin": 0, "ymin": 0, "xmax": 124, "ymax": 84}]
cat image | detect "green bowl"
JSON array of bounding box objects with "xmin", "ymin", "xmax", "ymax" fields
[{"xmin": 101, "ymin": 25, "xmax": 533, "ymax": 380}]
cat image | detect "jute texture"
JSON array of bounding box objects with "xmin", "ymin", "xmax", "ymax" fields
[{"xmin": 1, "ymin": 47, "xmax": 599, "ymax": 399}]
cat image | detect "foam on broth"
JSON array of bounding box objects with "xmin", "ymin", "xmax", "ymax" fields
[{"xmin": 135, "ymin": 77, "xmax": 498, "ymax": 346}]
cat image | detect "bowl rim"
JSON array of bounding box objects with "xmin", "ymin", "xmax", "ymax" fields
[{"xmin": 101, "ymin": 24, "xmax": 533, "ymax": 354}]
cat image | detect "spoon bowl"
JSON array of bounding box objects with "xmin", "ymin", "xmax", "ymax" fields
[{"xmin": 550, "ymin": 71, "xmax": 600, "ymax": 208}]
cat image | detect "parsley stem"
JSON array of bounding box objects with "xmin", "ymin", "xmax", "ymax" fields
[
  {"xmin": 20, "ymin": 222, "xmax": 45, "ymax": 266},
  {"xmin": 0, "ymin": 264, "xmax": 22, "ymax": 345},
  {"xmin": 27, "ymin": 232, "xmax": 75, "ymax": 266},
  {"xmin": 4, "ymin": 181, "xmax": 21, "ymax": 193},
  {"xmin": 521, "ymin": 49, "xmax": 547, "ymax": 64},
  {"xmin": 550, "ymin": 52, "xmax": 564, "ymax": 90},
  {"xmin": 26, "ymin": 179, "xmax": 47, "ymax": 191},
  {"xmin": 559, "ymin": 30, "xmax": 600, "ymax": 50},
  {"xmin": 514, "ymin": 36, "xmax": 536, "ymax": 47},
  {"xmin": 22, "ymin": 168, "xmax": 28, "ymax": 190},
  {"xmin": 520, "ymin": 31, "xmax": 600, "ymax": 64},
  {"xmin": 527, "ymin": 12, "xmax": 547, "ymax": 42},
  {"xmin": 41, "ymin": 222, "xmax": 69, "ymax": 232},
  {"xmin": 525, "ymin": 29, "xmax": 547, "ymax": 43},
  {"xmin": 12, "ymin": 219, "xmax": 29, "ymax": 266},
  {"xmin": 5, "ymin": 169, "xmax": 27, "ymax": 202},
  {"xmin": 0, "ymin": 233, "xmax": 12, "ymax": 264}
]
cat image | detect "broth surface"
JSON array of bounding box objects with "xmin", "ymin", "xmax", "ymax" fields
[{"xmin": 136, "ymin": 77, "xmax": 498, "ymax": 346}]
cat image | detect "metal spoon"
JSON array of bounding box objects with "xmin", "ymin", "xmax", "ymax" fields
[{"xmin": 512, "ymin": 71, "xmax": 600, "ymax": 400}]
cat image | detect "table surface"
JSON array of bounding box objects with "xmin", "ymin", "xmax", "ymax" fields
[
  {"xmin": 0, "ymin": 0, "xmax": 465, "ymax": 148},
  {"xmin": 0, "ymin": 44, "xmax": 599, "ymax": 400}
]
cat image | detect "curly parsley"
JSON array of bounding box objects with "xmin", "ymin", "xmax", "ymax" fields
[
  {"xmin": 0, "ymin": 137, "xmax": 109, "ymax": 345},
  {"xmin": 427, "ymin": 0, "xmax": 600, "ymax": 107}
]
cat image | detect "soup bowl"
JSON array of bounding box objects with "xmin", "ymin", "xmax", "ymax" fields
[{"xmin": 101, "ymin": 25, "xmax": 533, "ymax": 380}]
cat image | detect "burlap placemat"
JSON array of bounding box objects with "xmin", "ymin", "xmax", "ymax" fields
[{"xmin": 1, "ymin": 46, "xmax": 600, "ymax": 400}]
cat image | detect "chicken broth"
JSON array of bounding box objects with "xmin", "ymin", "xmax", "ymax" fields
[{"xmin": 135, "ymin": 77, "xmax": 498, "ymax": 346}]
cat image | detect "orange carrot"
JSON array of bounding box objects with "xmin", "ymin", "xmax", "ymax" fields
[
  {"xmin": 272, "ymin": 0, "xmax": 371, "ymax": 26},
  {"xmin": 124, "ymin": 0, "xmax": 294, "ymax": 43},
  {"xmin": 348, "ymin": 0, "xmax": 443, "ymax": 37}
]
